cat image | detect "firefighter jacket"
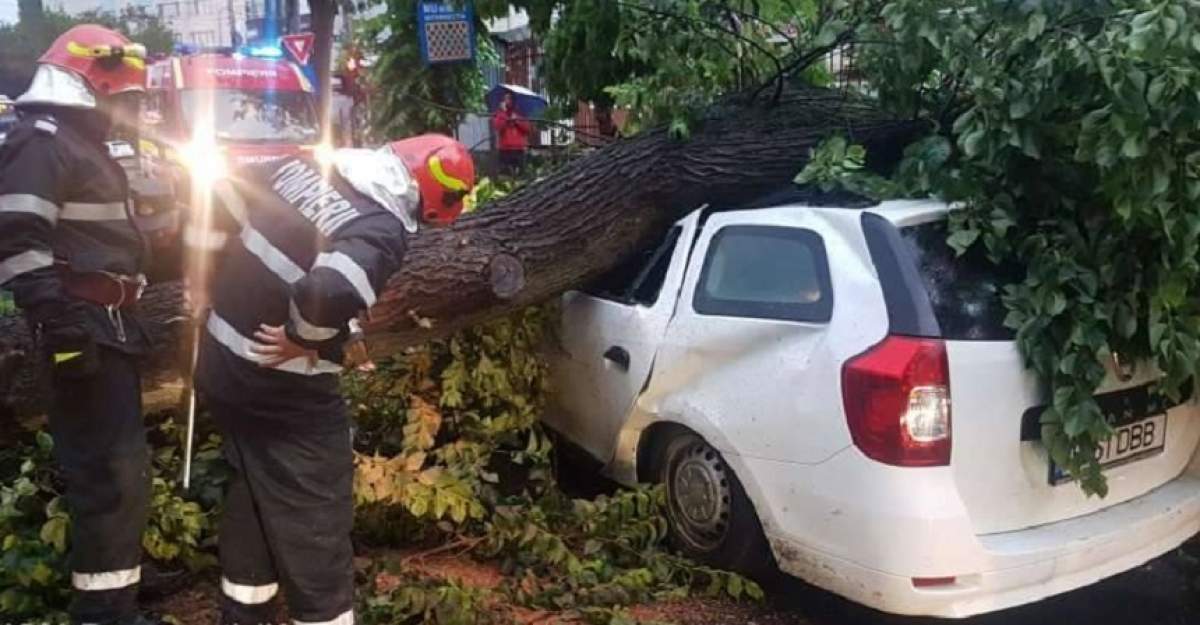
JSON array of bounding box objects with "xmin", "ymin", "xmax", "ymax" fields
[
  {"xmin": 191, "ymin": 154, "xmax": 408, "ymax": 419},
  {"xmin": 0, "ymin": 111, "xmax": 151, "ymax": 354}
]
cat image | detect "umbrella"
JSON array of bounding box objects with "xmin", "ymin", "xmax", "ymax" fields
[{"xmin": 486, "ymin": 84, "xmax": 548, "ymax": 119}]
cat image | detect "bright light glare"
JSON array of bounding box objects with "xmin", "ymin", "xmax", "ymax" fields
[
  {"xmin": 180, "ymin": 132, "xmax": 227, "ymax": 190},
  {"xmin": 313, "ymin": 142, "xmax": 335, "ymax": 165}
]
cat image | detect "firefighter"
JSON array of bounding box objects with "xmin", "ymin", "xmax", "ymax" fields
[
  {"xmin": 184, "ymin": 135, "xmax": 475, "ymax": 624},
  {"xmin": 0, "ymin": 26, "xmax": 154, "ymax": 625}
]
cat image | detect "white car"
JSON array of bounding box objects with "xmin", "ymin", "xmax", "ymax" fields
[{"xmin": 544, "ymin": 197, "xmax": 1200, "ymax": 617}]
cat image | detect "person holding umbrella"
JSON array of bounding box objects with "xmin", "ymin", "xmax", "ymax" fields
[{"xmin": 491, "ymin": 90, "xmax": 532, "ymax": 176}]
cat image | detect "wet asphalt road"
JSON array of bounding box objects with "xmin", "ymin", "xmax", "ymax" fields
[{"xmin": 756, "ymin": 542, "xmax": 1199, "ymax": 625}]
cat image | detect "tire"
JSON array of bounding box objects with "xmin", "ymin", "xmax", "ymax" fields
[{"xmin": 656, "ymin": 431, "xmax": 774, "ymax": 577}]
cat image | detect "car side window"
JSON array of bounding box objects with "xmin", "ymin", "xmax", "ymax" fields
[
  {"xmin": 693, "ymin": 225, "xmax": 833, "ymax": 322},
  {"xmin": 585, "ymin": 226, "xmax": 682, "ymax": 305}
]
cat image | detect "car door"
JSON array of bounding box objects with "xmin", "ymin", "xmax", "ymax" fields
[
  {"xmin": 546, "ymin": 213, "xmax": 700, "ymax": 461},
  {"xmin": 644, "ymin": 209, "xmax": 858, "ymax": 465}
]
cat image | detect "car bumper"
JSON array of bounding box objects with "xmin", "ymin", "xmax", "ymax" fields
[{"xmin": 764, "ymin": 468, "xmax": 1200, "ymax": 617}]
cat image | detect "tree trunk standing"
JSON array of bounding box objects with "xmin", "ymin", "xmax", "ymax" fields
[
  {"xmin": 309, "ymin": 0, "xmax": 336, "ymax": 139},
  {"xmin": 0, "ymin": 92, "xmax": 925, "ymax": 420}
]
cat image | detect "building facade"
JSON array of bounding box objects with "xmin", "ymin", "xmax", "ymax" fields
[{"xmin": 155, "ymin": 0, "xmax": 248, "ymax": 47}]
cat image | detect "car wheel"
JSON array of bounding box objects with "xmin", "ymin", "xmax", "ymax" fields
[{"xmin": 657, "ymin": 431, "xmax": 772, "ymax": 576}]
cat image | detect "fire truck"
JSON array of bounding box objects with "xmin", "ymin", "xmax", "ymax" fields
[
  {"xmin": 140, "ymin": 46, "xmax": 324, "ymax": 205},
  {"xmin": 136, "ymin": 46, "xmax": 324, "ymax": 275}
]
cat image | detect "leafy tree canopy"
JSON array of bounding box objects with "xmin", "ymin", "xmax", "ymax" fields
[
  {"xmin": 360, "ymin": 0, "xmax": 879, "ymax": 137},
  {"xmin": 795, "ymin": 0, "xmax": 1200, "ymax": 494},
  {"xmin": 516, "ymin": 0, "xmax": 879, "ymax": 134},
  {"xmin": 0, "ymin": 6, "xmax": 176, "ymax": 98}
]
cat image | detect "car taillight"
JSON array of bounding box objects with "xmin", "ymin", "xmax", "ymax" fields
[{"xmin": 842, "ymin": 335, "xmax": 951, "ymax": 467}]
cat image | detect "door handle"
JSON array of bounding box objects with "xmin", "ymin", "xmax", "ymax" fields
[{"xmin": 603, "ymin": 345, "xmax": 631, "ymax": 372}]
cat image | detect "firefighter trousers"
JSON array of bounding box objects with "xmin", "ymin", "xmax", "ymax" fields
[
  {"xmin": 210, "ymin": 399, "xmax": 355, "ymax": 625},
  {"xmin": 47, "ymin": 346, "xmax": 149, "ymax": 624}
]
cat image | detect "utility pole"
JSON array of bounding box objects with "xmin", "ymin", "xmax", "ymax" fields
[
  {"xmin": 227, "ymin": 0, "xmax": 239, "ymax": 46},
  {"xmin": 284, "ymin": 0, "xmax": 299, "ymax": 35}
]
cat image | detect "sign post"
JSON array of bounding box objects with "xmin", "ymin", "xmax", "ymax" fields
[{"xmin": 417, "ymin": 1, "xmax": 476, "ymax": 65}]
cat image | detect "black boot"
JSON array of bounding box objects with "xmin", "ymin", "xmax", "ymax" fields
[{"xmin": 220, "ymin": 597, "xmax": 284, "ymax": 625}]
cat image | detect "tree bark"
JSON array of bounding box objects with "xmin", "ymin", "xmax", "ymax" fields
[{"xmin": 0, "ymin": 91, "xmax": 926, "ymax": 420}]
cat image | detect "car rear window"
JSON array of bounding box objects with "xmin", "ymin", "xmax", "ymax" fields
[{"xmin": 898, "ymin": 221, "xmax": 1019, "ymax": 340}]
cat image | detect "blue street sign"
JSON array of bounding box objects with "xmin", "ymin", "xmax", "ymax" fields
[{"xmin": 417, "ymin": 1, "xmax": 475, "ymax": 65}]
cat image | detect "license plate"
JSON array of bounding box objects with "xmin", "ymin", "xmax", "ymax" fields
[{"xmin": 1050, "ymin": 413, "xmax": 1167, "ymax": 485}]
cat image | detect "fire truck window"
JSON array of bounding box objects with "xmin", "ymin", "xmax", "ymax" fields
[
  {"xmin": 143, "ymin": 92, "xmax": 161, "ymax": 120},
  {"xmin": 182, "ymin": 90, "xmax": 319, "ymax": 144}
]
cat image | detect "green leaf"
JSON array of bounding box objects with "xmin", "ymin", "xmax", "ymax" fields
[
  {"xmin": 814, "ymin": 19, "xmax": 848, "ymax": 48},
  {"xmin": 961, "ymin": 129, "xmax": 986, "ymax": 158},
  {"xmin": 726, "ymin": 574, "xmax": 744, "ymax": 599},
  {"xmin": 1026, "ymin": 13, "xmax": 1047, "ymax": 40},
  {"xmin": 30, "ymin": 561, "xmax": 55, "ymax": 585},
  {"xmin": 1152, "ymin": 167, "xmax": 1171, "ymax": 195},
  {"xmin": 1047, "ymin": 292, "xmax": 1067, "ymax": 316},
  {"xmin": 1009, "ymin": 97, "xmax": 1033, "ymax": 120},
  {"xmin": 667, "ymin": 117, "xmax": 690, "ymax": 139},
  {"xmin": 1121, "ymin": 135, "xmax": 1147, "ymax": 159},
  {"xmin": 1161, "ymin": 17, "xmax": 1178, "ymax": 42},
  {"xmin": 947, "ymin": 228, "xmax": 980, "ymax": 255},
  {"xmin": 39, "ymin": 517, "xmax": 68, "ymax": 554},
  {"xmin": 1146, "ymin": 76, "xmax": 1167, "ymax": 108}
]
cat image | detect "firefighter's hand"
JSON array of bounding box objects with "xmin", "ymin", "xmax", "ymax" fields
[{"xmin": 250, "ymin": 324, "xmax": 317, "ymax": 367}]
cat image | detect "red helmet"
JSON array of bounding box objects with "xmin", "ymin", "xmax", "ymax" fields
[
  {"xmin": 39, "ymin": 25, "xmax": 147, "ymax": 98},
  {"xmin": 388, "ymin": 135, "xmax": 476, "ymax": 226}
]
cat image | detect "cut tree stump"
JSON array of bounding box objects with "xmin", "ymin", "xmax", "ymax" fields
[{"xmin": 0, "ymin": 90, "xmax": 927, "ymax": 421}]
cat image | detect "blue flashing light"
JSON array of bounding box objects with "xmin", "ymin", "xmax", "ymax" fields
[{"xmin": 246, "ymin": 45, "xmax": 284, "ymax": 58}]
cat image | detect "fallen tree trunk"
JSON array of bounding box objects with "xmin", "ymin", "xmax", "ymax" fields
[
  {"xmin": 0, "ymin": 91, "xmax": 927, "ymax": 419},
  {"xmin": 367, "ymin": 91, "xmax": 925, "ymax": 351}
]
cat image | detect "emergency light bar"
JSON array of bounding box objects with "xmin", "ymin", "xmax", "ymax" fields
[
  {"xmin": 244, "ymin": 45, "xmax": 284, "ymax": 58},
  {"xmin": 173, "ymin": 42, "xmax": 287, "ymax": 60}
]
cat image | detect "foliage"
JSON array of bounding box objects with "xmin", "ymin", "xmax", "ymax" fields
[
  {"xmin": 358, "ymin": 484, "xmax": 761, "ymax": 625},
  {"xmin": 348, "ymin": 308, "xmax": 760, "ymax": 623},
  {"xmin": 800, "ymin": 0, "xmax": 1200, "ymax": 494},
  {"xmin": 0, "ymin": 7, "xmax": 176, "ymax": 98},
  {"xmin": 349, "ymin": 307, "xmax": 553, "ymax": 531},
  {"xmin": 0, "ymin": 432, "xmax": 69, "ymax": 618},
  {"xmin": 519, "ymin": 0, "xmax": 644, "ymax": 111},
  {"xmin": 357, "ymin": 0, "xmax": 500, "ymax": 138},
  {"xmin": 359, "ymin": 0, "xmax": 880, "ymax": 139},
  {"xmin": 0, "ymin": 292, "xmax": 16, "ymax": 317},
  {"xmin": 510, "ymin": 0, "xmax": 883, "ymax": 135},
  {"xmin": 0, "ymin": 418, "xmax": 223, "ymax": 619}
]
